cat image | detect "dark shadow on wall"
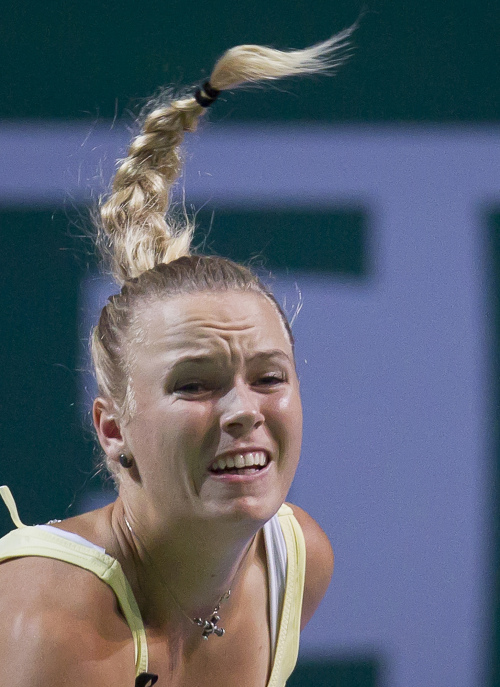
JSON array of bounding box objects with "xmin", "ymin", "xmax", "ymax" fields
[
  {"xmin": 0, "ymin": 207, "xmax": 95, "ymax": 534},
  {"xmin": 193, "ymin": 208, "xmax": 367, "ymax": 276},
  {"xmin": 288, "ymin": 658, "xmax": 380, "ymax": 687}
]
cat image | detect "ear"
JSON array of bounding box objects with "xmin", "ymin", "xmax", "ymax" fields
[{"xmin": 93, "ymin": 396, "xmax": 125, "ymax": 461}]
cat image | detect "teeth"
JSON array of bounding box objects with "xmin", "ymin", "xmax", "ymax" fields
[
  {"xmin": 234, "ymin": 454, "xmax": 245, "ymax": 469},
  {"xmin": 212, "ymin": 451, "xmax": 268, "ymax": 472}
]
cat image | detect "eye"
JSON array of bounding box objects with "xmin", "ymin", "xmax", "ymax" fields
[
  {"xmin": 254, "ymin": 373, "xmax": 286, "ymax": 387},
  {"xmin": 173, "ymin": 381, "xmax": 210, "ymax": 396}
]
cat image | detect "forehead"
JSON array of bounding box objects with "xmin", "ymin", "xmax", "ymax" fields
[{"xmin": 132, "ymin": 291, "xmax": 292, "ymax": 359}]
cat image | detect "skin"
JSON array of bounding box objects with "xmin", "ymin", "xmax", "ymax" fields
[{"xmin": 0, "ymin": 291, "xmax": 333, "ymax": 686}]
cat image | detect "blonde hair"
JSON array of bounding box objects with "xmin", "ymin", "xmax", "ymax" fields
[{"xmin": 92, "ymin": 29, "xmax": 354, "ymax": 421}]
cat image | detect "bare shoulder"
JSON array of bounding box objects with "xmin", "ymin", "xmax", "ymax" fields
[
  {"xmin": 0, "ymin": 555, "xmax": 134, "ymax": 686},
  {"xmin": 285, "ymin": 503, "xmax": 334, "ymax": 630}
]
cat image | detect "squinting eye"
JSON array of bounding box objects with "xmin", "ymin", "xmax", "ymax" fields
[
  {"xmin": 256, "ymin": 374, "xmax": 285, "ymax": 386},
  {"xmin": 174, "ymin": 382, "xmax": 208, "ymax": 395}
]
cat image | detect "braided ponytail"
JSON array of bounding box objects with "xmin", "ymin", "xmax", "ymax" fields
[{"xmin": 97, "ymin": 29, "xmax": 354, "ymax": 285}]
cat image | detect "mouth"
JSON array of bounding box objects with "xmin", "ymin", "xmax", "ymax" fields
[{"xmin": 209, "ymin": 450, "xmax": 270, "ymax": 477}]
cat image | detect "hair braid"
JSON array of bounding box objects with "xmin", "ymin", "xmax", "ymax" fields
[
  {"xmin": 96, "ymin": 28, "xmax": 355, "ymax": 286},
  {"xmin": 98, "ymin": 102, "xmax": 202, "ymax": 285}
]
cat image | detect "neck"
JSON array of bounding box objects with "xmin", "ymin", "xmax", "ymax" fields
[{"xmin": 107, "ymin": 497, "xmax": 261, "ymax": 631}]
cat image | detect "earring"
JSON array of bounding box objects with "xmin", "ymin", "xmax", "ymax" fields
[{"xmin": 119, "ymin": 453, "xmax": 134, "ymax": 468}]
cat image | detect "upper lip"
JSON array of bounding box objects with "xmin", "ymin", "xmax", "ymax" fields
[{"xmin": 209, "ymin": 447, "xmax": 271, "ymax": 470}]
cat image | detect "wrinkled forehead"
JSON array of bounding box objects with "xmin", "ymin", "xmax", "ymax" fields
[{"xmin": 128, "ymin": 291, "xmax": 293, "ymax": 361}]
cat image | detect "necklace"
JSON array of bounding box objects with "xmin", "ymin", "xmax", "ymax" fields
[{"xmin": 123, "ymin": 515, "xmax": 254, "ymax": 640}]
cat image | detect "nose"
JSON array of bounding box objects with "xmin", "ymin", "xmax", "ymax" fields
[{"xmin": 220, "ymin": 383, "xmax": 264, "ymax": 438}]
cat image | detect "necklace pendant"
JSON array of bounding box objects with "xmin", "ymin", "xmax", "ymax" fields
[{"xmin": 194, "ymin": 613, "xmax": 226, "ymax": 639}]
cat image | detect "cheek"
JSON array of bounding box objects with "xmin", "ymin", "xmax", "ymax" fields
[
  {"xmin": 127, "ymin": 400, "xmax": 215, "ymax": 458},
  {"xmin": 281, "ymin": 389, "xmax": 302, "ymax": 421},
  {"xmin": 270, "ymin": 390, "xmax": 303, "ymax": 450},
  {"xmin": 280, "ymin": 384, "xmax": 303, "ymax": 423},
  {"xmin": 158, "ymin": 401, "xmax": 220, "ymax": 457}
]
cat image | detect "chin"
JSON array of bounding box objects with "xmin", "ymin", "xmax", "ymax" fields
[{"xmin": 209, "ymin": 492, "xmax": 287, "ymax": 526}]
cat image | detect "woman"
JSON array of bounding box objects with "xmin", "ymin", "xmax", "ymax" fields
[{"xmin": 0, "ymin": 32, "xmax": 352, "ymax": 686}]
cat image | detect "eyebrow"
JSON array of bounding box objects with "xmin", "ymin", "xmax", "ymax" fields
[{"xmin": 167, "ymin": 349, "xmax": 292, "ymax": 370}]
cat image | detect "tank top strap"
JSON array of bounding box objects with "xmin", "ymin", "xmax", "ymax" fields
[
  {"xmin": 266, "ymin": 503, "xmax": 306, "ymax": 687},
  {"xmin": 0, "ymin": 486, "xmax": 149, "ymax": 678},
  {"xmin": 0, "ymin": 485, "xmax": 27, "ymax": 528}
]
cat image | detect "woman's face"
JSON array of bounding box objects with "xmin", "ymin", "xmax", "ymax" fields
[{"xmin": 118, "ymin": 290, "xmax": 302, "ymax": 525}]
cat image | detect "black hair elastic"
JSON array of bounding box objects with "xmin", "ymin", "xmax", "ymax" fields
[
  {"xmin": 135, "ymin": 673, "xmax": 158, "ymax": 687},
  {"xmin": 194, "ymin": 81, "xmax": 220, "ymax": 108}
]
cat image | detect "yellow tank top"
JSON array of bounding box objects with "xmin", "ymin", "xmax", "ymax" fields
[{"xmin": 0, "ymin": 486, "xmax": 306, "ymax": 687}]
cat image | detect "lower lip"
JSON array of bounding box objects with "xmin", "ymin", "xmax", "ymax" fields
[{"xmin": 208, "ymin": 461, "xmax": 272, "ymax": 483}]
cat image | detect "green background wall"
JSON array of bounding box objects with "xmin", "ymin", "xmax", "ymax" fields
[{"xmin": 1, "ymin": 0, "xmax": 498, "ymax": 122}]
